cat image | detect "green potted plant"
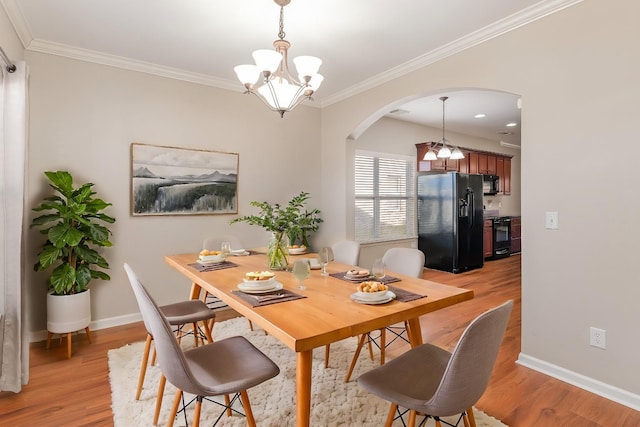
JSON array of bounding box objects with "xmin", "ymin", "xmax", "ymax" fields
[
  {"xmin": 31, "ymin": 171, "xmax": 115, "ymax": 335},
  {"xmin": 231, "ymin": 191, "xmax": 322, "ymax": 270},
  {"xmin": 285, "ymin": 194, "xmax": 322, "ymax": 249}
]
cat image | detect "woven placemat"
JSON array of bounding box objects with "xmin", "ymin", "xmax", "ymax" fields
[
  {"xmin": 386, "ymin": 285, "xmax": 426, "ymax": 302},
  {"xmin": 232, "ymin": 289, "xmax": 306, "ymax": 307},
  {"xmin": 188, "ymin": 260, "xmax": 239, "ymax": 272}
]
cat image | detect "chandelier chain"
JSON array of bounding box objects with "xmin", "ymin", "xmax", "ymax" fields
[
  {"xmin": 278, "ymin": 6, "xmax": 286, "ymax": 40},
  {"xmin": 440, "ymin": 96, "xmax": 448, "ymax": 144}
]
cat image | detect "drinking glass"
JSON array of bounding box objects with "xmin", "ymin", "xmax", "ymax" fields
[
  {"xmin": 221, "ymin": 241, "xmax": 231, "ymax": 258},
  {"xmin": 372, "ymin": 258, "xmax": 386, "ymax": 280},
  {"xmin": 292, "ymin": 259, "xmax": 311, "ymax": 290},
  {"xmin": 317, "ymin": 247, "xmax": 330, "ymax": 276}
]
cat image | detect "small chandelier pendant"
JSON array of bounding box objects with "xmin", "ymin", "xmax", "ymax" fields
[{"xmin": 423, "ymin": 95, "xmax": 465, "ymax": 161}]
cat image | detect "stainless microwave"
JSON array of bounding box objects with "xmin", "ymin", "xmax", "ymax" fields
[{"xmin": 482, "ymin": 174, "xmax": 499, "ymax": 195}]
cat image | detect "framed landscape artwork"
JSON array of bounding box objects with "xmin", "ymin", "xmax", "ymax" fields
[{"xmin": 130, "ymin": 143, "xmax": 239, "ymax": 216}]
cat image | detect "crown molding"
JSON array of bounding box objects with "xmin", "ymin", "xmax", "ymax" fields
[
  {"xmin": 319, "ymin": 0, "xmax": 584, "ymax": 107},
  {"xmin": 27, "ymin": 39, "xmax": 241, "ymax": 91}
]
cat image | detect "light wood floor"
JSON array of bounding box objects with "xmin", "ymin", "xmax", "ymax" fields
[{"xmin": 1, "ymin": 254, "xmax": 638, "ymax": 426}]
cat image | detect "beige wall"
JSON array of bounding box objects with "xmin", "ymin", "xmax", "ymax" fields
[
  {"xmin": 320, "ymin": 0, "xmax": 640, "ymax": 405},
  {"xmin": 23, "ymin": 52, "xmax": 321, "ymax": 333},
  {"xmin": 0, "ymin": 5, "xmax": 22, "ymax": 62}
]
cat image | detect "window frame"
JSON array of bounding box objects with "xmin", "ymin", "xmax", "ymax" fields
[{"xmin": 354, "ymin": 149, "xmax": 417, "ymax": 244}]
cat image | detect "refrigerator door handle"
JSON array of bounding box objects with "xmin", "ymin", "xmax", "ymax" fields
[{"xmin": 467, "ymin": 188, "xmax": 474, "ymax": 228}]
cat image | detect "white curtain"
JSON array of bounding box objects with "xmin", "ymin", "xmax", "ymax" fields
[{"xmin": 0, "ymin": 61, "xmax": 29, "ymax": 392}]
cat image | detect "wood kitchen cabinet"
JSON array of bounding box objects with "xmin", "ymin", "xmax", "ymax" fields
[
  {"xmin": 476, "ymin": 153, "xmax": 497, "ymax": 174},
  {"xmin": 418, "ymin": 144, "xmax": 512, "ymax": 195},
  {"xmin": 510, "ymin": 216, "xmax": 521, "ymax": 254},
  {"xmin": 496, "ymin": 157, "xmax": 511, "ymax": 195},
  {"xmin": 484, "ymin": 219, "xmax": 494, "ymax": 258},
  {"xmin": 468, "ymin": 152, "xmax": 497, "ymax": 175},
  {"xmin": 502, "ymin": 158, "xmax": 511, "ymax": 195}
]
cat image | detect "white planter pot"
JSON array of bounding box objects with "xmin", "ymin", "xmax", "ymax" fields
[{"xmin": 46, "ymin": 289, "xmax": 91, "ymax": 334}]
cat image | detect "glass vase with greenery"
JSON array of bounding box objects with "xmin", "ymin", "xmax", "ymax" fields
[{"xmin": 231, "ymin": 191, "xmax": 322, "ymax": 270}]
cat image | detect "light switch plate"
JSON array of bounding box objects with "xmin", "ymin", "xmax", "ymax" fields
[{"xmin": 545, "ymin": 211, "xmax": 559, "ymax": 229}]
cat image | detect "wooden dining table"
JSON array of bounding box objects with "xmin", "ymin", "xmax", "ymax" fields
[{"xmin": 164, "ymin": 251, "xmax": 474, "ymax": 427}]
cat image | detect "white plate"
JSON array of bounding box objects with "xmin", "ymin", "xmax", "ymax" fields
[
  {"xmin": 242, "ymin": 276, "xmax": 276, "ymax": 286},
  {"xmin": 197, "ymin": 258, "xmax": 225, "ymax": 265},
  {"xmin": 350, "ymin": 291, "xmax": 396, "ymax": 305},
  {"xmin": 354, "ymin": 290, "xmax": 389, "ymax": 301},
  {"xmin": 237, "ymin": 282, "xmax": 284, "ymax": 294},
  {"xmin": 344, "ymin": 274, "xmax": 373, "ymax": 282},
  {"xmin": 198, "ymin": 254, "xmax": 225, "ymax": 263},
  {"xmin": 345, "ymin": 270, "xmax": 370, "ymax": 278}
]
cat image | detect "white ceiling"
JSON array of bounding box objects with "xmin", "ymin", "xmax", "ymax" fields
[{"xmin": 2, "ymin": 0, "xmax": 581, "ymax": 146}]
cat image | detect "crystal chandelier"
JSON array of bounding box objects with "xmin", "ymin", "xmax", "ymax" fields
[
  {"xmin": 234, "ymin": 0, "xmax": 324, "ymax": 118},
  {"xmin": 423, "ymin": 96, "xmax": 465, "ymax": 160}
]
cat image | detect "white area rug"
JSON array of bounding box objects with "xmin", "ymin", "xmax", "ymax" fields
[{"xmin": 109, "ymin": 317, "xmax": 507, "ymax": 426}]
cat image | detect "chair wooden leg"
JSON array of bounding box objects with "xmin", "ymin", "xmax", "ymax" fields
[
  {"xmin": 463, "ymin": 413, "xmax": 471, "ymax": 427},
  {"xmin": 192, "ymin": 322, "xmax": 199, "ymax": 347},
  {"xmin": 247, "ymin": 319, "xmax": 254, "ymax": 331},
  {"xmin": 380, "ymin": 328, "xmax": 386, "ymax": 365},
  {"xmin": 136, "ymin": 334, "xmax": 153, "ymax": 400},
  {"xmin": 324, "ymin": 344, "xmax": 331, "ymax": 368},
  {"xmin": 167, "ymin": 389, "xmax": 182, "ymax": 427},
  {"xmin": 434, "ymin": 418, "xmax": 442, "ymax": 427},
  {"xmin": 240, "ymin": 390, "xmax": 257, "ymax": 427},
  {"xmin": 46, "ymin": 332, "xmax": 53, "ymax": 350},
  {"xmin": 193, "ymin": 397, "xmax": 202, "ymax": 427},
  {"xmin": 153, "ymin": 374, "xmax": 166, "ymax": 426},
  {"xmin": 385, "ymin": 403, "xmax": 397, "ymax": 427},
  {"xmin": 467, "ymin": 407, "xmax": 477, "ymax": 427},
  {"xmin": 151, "ymin": 346, "xmax": 157, "ymax": 366},
  {"xmin": 203, "ymin": 319, "xmax": 214, "ymax": 344},
  {"xmin": 67, "ymin": 333, "xmax": 72, "ymax": 358},
  {"xmin": 345, "ymin": 334, "xmax": 367, "ymax": 383},
  {"xmin": 224, "ymin": 394, "xmax": 232, "ymax": 416},
  {"xmin": 84, "ymin": 326, "xmax": 92, "ymax": 343},
  {"xmin": 408, "ymin": 410, "xmax": 417, "ymax": 427}
]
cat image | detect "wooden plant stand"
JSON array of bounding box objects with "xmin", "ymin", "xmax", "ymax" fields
[{"xmin": 46, "ymin": 327, "xmax": 92, "ymax": 358}]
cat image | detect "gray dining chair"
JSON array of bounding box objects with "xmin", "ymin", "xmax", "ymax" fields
[
  {"xmin": 358, "ymin": 300, "xmax": 513, "ymax": 427},
  {"xmin": 331, "ymin": 240, "xmax": 361, "ymax": 265},
  {"xmin": 124, "ymin": 264, "xmax": 216, "ymax": 425},
  {"xmin": 324, "ymin": 240, "xmax": 361, "ymax": 367},
  {"xmin": 344, "ymin": 247, "xmax": 425, "ymax": 382},
  {"xmin": 125, "ymin": 263, "xmax": 280, "ymax": 427}
]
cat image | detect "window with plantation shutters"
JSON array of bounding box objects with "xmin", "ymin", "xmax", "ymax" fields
[{"xmin": 354, "ymin": 150, "xmax": 417, "ymax": 243}]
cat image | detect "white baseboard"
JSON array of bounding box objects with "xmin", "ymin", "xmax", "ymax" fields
[
  {"xmin": 517, "ymin": 353, "xmax": 640, "ymax": 411},
  {"xmin": 30, "ymin": 312, "xmax": 142, "ymax": 343}
]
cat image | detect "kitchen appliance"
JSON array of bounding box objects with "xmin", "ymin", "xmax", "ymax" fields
[
  {"xmin": 492, "ymin": 216, "xmax": 511, "ymax": 259},
  {"xmin": 482, "ymin": 174, "xmax": 499, "ymax": 195},
  {"xmin": 417, "ymin": 172, "xmax": 484, "ymax": 273}
]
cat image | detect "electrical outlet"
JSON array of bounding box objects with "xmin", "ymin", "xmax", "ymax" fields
[{"xmin": 590, "ymin": 327, "xmax": 606, "ymax": 349}]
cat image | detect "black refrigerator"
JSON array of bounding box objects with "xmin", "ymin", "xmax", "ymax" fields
[{"xmin": 417, "ymin": 172, "xmax": 484, "ymax": 273}]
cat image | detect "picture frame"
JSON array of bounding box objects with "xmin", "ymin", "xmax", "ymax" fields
[{"xmin": 130, "ymin": 143, "xmax": 239, "ymax": 216}]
